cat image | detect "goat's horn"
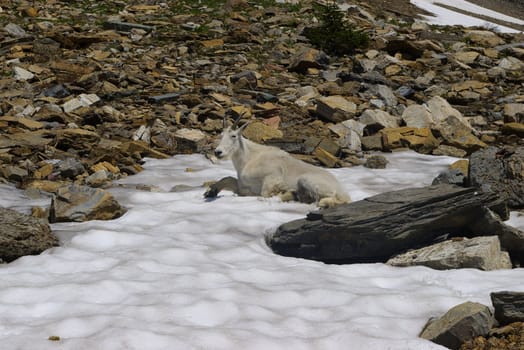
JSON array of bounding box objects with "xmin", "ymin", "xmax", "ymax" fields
[
  {"xmin": 231, "ymin": 116, "xmax": 242, "ymax": 129},
  {"xmin": 222, "ymin": 116, "xmax": 227, "ymax": 129}
]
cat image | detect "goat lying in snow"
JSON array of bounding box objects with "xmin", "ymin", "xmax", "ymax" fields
[{"xmin": 204, "ymin": 122, "xmax": 351, "ymax": 208}]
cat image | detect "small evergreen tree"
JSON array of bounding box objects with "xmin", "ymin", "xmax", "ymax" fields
[{"xmin": 304, "ymin": 2, "xmax": 369, "ymax": 56}]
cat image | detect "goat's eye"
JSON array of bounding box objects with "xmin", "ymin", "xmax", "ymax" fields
[{"xmin": 231, "ymin": 135, "xmax": 237, "ymax": 139}]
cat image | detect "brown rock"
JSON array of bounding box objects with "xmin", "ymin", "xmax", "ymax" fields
[
  {"xmin": 381, "ymin": 127, "xmax": 439, "ymax": 153},
  {"xmin": 313, "ymin": 147, "xmax": 339, "ymax": 168},
  {"xmin": 243, "ymin": 122, "xmax": 283, "ymax": 143},
  {"xmin": 0, "ymin": 207, "xmax": 58, "ymax": 263},
  {"xmin": 316, "ymin": 95, "xmax": 357, "ymax": 123},
  {"xmin": 502, "ymin": 123, "xmax": 524, "ymax": 137},
  {"xmin": 49, "ymin": 184, "xmax": 126, "ymax": 222},
  {"xmin": 119, "ymin": 141, "xmax": 170, "ymax": 159}
]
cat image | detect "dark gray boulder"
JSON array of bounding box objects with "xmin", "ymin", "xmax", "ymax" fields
[
  {"xmin": 468, "ymin": 146, "xmax": 524, "ymax": 209},
  {"xmin": 491, "ymin": 291, "xmax": 524, "ymax": 326},
  {"xmin": 268, "ymin": 184, "xmax": 524, "ymax": 264},
  {"xmin": 420, "ymin": 302, "xmax": 494, "ymax": 350},
  {"xmin": 0, "ymin": 207, "xmax": 58, "ymax": 262}
]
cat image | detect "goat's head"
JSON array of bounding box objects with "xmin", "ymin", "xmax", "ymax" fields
[{"xmin": 214, "ymin": 120, "xmax": 248, "ymax": 159}]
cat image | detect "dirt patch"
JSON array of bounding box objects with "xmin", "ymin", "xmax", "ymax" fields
[
  {"xmin": 356, "ymin": 0, "xmax": 524, "ymax": 31},
  {"xmin": 355, "ymin": 0, "xmax": 432, "ymax": 20},
  {"xmin": 464, "ymin": 0, "xmax": 524, "ymax": 23},
  {"xmin": 435, "ymin": 1, "xmax": 524, "ymax": 32}
]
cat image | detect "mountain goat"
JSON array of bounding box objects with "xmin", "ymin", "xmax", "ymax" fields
[{"xmin": 204, "ymin": 121, "xmax": 350, "ymax": 208}]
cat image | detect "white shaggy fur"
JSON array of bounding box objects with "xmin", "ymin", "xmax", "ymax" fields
[{"xmin": 207, "ymin": 123, "xmax": 350, "ymax": 208}]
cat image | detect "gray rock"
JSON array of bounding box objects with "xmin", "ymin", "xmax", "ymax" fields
[
  {"xmin": 1, "ymin": 165, "xmax": 29, "ymax": 182},
  {"xmin": 268, "ymin": 185, "xmax": 524, "ymax": 263},
  {"xmin": 0, "ymin": 207, "xmax": 58, "ymax": 262},
  {"xmin": 402, "ymin": 104, "xmax": 433, "ymax": 128},
  {"xmin": 498, "ymin": 57, "xmax": 524, "ymax": 71},
  {"xmin": 490, "ymin": 291, "xmax": 524, "ymax": 325},
  {"xmin": 504, "ymin": 103, "xmax": 524, "ymax": 123},
  {"xmin": 359, "ymin": 109, "xmax": 399, "ymax": 129},
  {"xmin": 361, "ymin": 134, "xmax": 383, "ymax": 151},
  {"xmin": 174, "ymin": 128, "xmax": 207, "ymax": 153},
  {"xmin": 420, "ymin": 301, "xmax": 494, "ymax": 350},
  {"xmin": 469, "ymin": 146, "xmax": 524, "ymax": 209},
  {"xmin": 329, "ymin": 120, "xmax": 364, "ymax": 151},
  {"xmin": 13, "ymin": 66, "xmax": 34, "ymax": 81},
  {"xmin": 373, "ymin": 84, "xmax": 398, "ymax": 106},
  {"xmin": 387, "ymin": 236, "xmax": 512, "ymax": 271},
  {"xmin": 315, "ymin": 95, "xmax": 357, "ymax": 123},
  {"xmin": 4, "ymin": 23, "xmax": 28, "ymax": 37},
  {"xmin": 432, "ymin": 169, "xmax": 465, "ymax": 186},
  {"xmin": 85, "ymin": 170, "xmax": 110, "ymax": 187},
  {"xmin": 364, "ymin": 155, "xmax": 388, "ymax": 169},
  {"xmin": 426, "ymin": 96, "xmax": 465, "ymax": 125},
  {"xmin": 56, "ymin": 158, "xmax": 86, "ymax": 179},
  {"xmin": 49, "ymin": 184, "xmax": 126, "ymax": 223}
]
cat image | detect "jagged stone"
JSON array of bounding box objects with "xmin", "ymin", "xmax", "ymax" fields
[
  {"xmin": 432, "ymin": 144, "xmax": 468, "ymax": 158},
  {"xmin": 0, "ymin": 207, "xmax": 58, "ymax": 263},
  {"xmin": 491, "ymin": 292, "xmax": 524, "ymax": 326},
  {"xmin": 315, "ymin": 95, "xmax": 357, "ymax": 123},
  {"xmin": 450, "ymin": 159, "xmax": 469, "ymax": 177},
  {"xmin": 502, "ymin": 122, "xmax": 524, "ymax": 137},
  {"xmin": 498, "ymin": 57, "xmax": 524, "ymax": 71},
  {"xmin": 387, "ymin": 236, "xmax": 512, "ymax": 270},
  {"xmin": 364, "ymin": 155, "xmax": 388, "ymax": 169},
  {"xmin": 61, "ymin": 93, "xmax": 100, "ymax": 113},
  {"xmin": 0, "ymin": 116, "xmax": 44, "ymax": 130},
  {"xmin": 454, "ymin": 51, "xmax": 480, "ymax": 64},
  {"xmin": 469, "ymin": 146, "xmax": 524, "ymax": 209},
  {"xmin": 174, "ymin": 128, "xmax": 207, "ymax": 153},
  {"xmin": 243, "ymin": 122, "xmax": 283, "ymax": 143},
  {"xmin": 465, "ymin": 30, "xmax": 505, "ymax": 46},
  {"xmin": 432, "ymin": 169, "xmax": 466, "ymax": 186},
  {"xmin": 119, "ymin": 141, "xmax": 170, "ymax": 159},
  {"xmin": 380, "ymin": 127, "xmax": 439, "ymax": 153},
  {"xmin": 313, "ymin": 147, "xmax": 339, "ymax": 168},
  {"xmin": 503, "ymin": 103, "xmax": 524, "ymax": 123},
  {"xmin": 1, "ymin": 165, "xmax": 28, "ymax": 182},
  {"xmin": 54, "ymin": 128, "xmax": 100, "ymax": 152},
  {"xmin": 361, "ymin": 134, "xmax": 383, "ymax": 151},
  {"xmin": 359, "ymin": 109, "xmax": 400, "ymax": 129},
  {"xmin": 288, "ymin": 48, "xmax": 329, "ymax": 74},
  {"xmin": 55, "ymin": 158, "xmax": 86, "ymax": 179},
  {"xmin": 49, "ymin": 184, "xmax": 126, "ymax": 223},
  {"xmin": 426, "ymin": 96, "xmax": 465, "ymax": 124},
  {"xmin": 401, "ymin": 104, "xmax": 433, "ymax": 128},
  {"xmin": 13, "ymin": 66, "xmax": 34, "ymax": 81},
  {"xmin": 420, "ymin": 302, "xmax": 494, "ymax": 350},
  {"xmin": 436, "ymin": 116, "xmax": 486, "ymax": 153}
]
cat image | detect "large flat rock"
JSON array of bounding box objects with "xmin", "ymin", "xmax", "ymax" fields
[{"xmin": 268, "ymin": 184, "xmax": 524, "ymax": 264}]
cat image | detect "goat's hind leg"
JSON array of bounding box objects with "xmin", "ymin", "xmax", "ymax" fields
[
  {"xmin": 260, "ymin": 175, "xmax": 290, "ymax": 199},
  {"xmin": 204, "ymin": 176, "xmax": 239, "ymax": 198},
  {"xmin": 297, "ymin": 175, "xmax": 350, "ymax": 208}
]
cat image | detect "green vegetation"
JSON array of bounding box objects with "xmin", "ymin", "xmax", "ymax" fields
[{"xmin": 303, "ymin": 2, "xmax": 369, "ymax": 56}]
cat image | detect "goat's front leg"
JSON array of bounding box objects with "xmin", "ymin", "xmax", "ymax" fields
[{"xmin": 204, "ymin": 176, "xmax": 239, "ymax": 198}]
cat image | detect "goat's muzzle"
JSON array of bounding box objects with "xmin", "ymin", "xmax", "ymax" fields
[{"xmin": 214, "ymin": 150, "xmax": 223, "ymax": 158}]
